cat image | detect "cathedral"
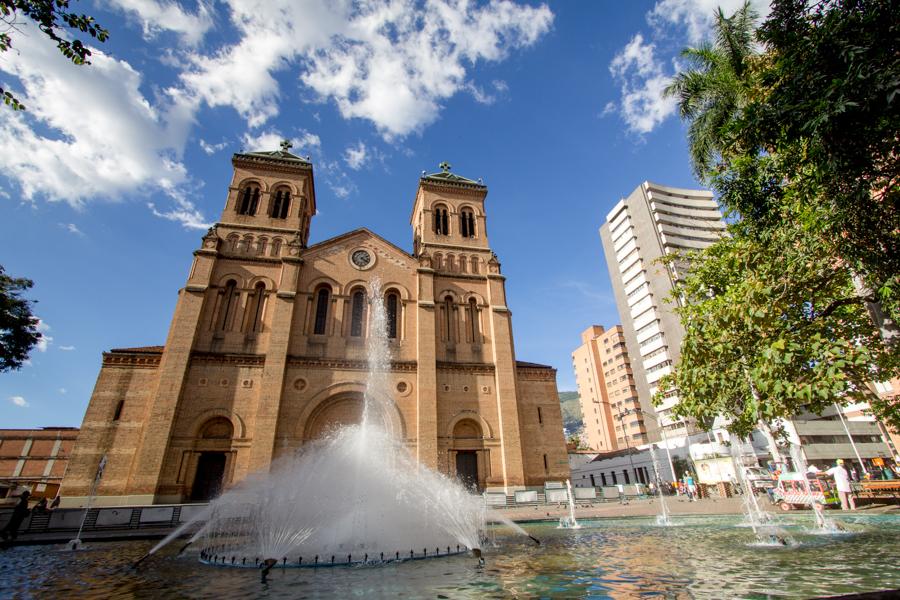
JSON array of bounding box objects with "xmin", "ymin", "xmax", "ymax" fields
[{"xmin": 61, "ymin": 145, "xmax": 569, "ymax": 506}]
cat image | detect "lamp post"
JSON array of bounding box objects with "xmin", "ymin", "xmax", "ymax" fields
[
  {"xmin": 615, "ymin": 409, "xmax": 639, "ymax": 489},
  {"xmin": 637, "ymin": 409, "xmax": 677, "ymax": 487}
]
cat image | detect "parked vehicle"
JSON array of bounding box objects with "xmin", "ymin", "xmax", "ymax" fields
[
  {"xmin": 770, "ymin": 472, "xmax": 840, "ymax": 511},
  {"xmin": 742, "ymin": 466, "xmax": 775, "ymax": 492}
]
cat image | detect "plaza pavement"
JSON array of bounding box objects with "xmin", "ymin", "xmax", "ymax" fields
[{"xmin": 493, "ymin": 495, "xmax": 900, "ymax": 523}]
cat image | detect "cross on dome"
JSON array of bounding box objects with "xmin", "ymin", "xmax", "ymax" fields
[
  {"xmin": 280, "ymin": 139, "xmax": 293, "ymax": 152},
  {"xmin": 439, "ymin": 161, "xmax": 451, "ymax": 173}
]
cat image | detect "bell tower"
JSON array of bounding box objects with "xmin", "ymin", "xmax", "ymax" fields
[
  {"xmin": 410, "ymin": 162, "xmax": 490, "ymax": 258},
  {"xmin": 220, "ymin": 140, "xmax": 317, "ymax": 247}
]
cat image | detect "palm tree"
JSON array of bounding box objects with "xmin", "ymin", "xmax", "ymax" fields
[{"xmin": 664, "ymin": 1, "xmax": 759, "ymax": 180}]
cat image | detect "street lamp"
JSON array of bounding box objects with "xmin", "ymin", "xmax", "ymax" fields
[
  {"xmin": 634, "ymin": 409, "xmax": 677, "ymax": 487},
  {"xmin": 615, "ymin": 409, "xmax": 640, "ymax": 489}
]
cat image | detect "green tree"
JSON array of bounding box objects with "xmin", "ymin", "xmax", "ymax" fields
[
  {"xmin": 664, "ymin": 1, "xmax": 760, "ymax": 178},
  {"xmin": 1, "ymin": 0, "xmax": 109, "ymax": 110},
  {"xmin": 0, "ymin": 265, "xmax": 41, "ymax": 372},
  {"xmin": 657, "ymin": 0, "xmax": 900, "ymax": 435}
]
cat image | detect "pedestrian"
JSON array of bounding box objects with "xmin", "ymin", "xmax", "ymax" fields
[
  {"xmin": 49, "ymin": 495, "xmax": 61, "ymax": 510},
  {"xmin": 685, "ymin": 474, "xmax": 697, "ymax": 501},
  {"xmin": 0, "ymin": 490, "xmax": 31, "ymax": 541},
  {"xmin": 826, "ymin": 459, "xmax": 856, "ymax": 511}
]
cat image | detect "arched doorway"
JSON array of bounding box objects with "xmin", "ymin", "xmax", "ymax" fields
[
  {"xmin": 303, "ymin": 395, "xmax": 364, "ymax": 441},
  {"xmin": 190, "ymin": 417, "xmax": 233, "ymax": 502},
  {"xmin": 452, "ymin": 419, "xmax": 485, "ymax": 491}
]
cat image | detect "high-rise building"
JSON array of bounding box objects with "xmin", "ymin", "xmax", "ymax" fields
[
  {"xmin": 572, "ymin": 325, "xmax": 647, "ymax": 452},
  {"xmin": 599, "ymin": 182, "xmax": 725, "ymax": 440}
]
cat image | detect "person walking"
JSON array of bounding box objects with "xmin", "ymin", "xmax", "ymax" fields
[
  {"xmin": 0, "ymin": 490, "xmax": 31, "ymax": 541},
  {"xmin": 826, "ymin": 459, "xmax": 856, "ymax": 511}
]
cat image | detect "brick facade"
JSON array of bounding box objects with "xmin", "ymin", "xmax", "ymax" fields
[{"xmin": 61, "ymin": 149, "xmax": 568, "ymax": 506}]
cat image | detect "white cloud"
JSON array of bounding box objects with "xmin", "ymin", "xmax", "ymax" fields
[
  {"xmin": 648, "ymin": 0, "xmax": 770, "ymax": 45},
  {"xmin": 58, "ymin": 388, "xmax": 67, "ymax": 394},
  {"xmin": 34, "ymin": 319, "xmax": 52, "ymax": 352},
  {"xmin": 9, "ymin": 396, "xmax": 29, "ymax": 408},
  {"xmin": 608, "ymin": 0, "xmax": 770, "ymax": 135},
  {"xmin": 199, "ymin": 139, "xmax": 228, "ymax": 155},
  {"xmin": 343, "ymin": 141, "xmax": 368, "ymax": 170},
  {"xmin": 180, "ymin": 0, "xmax": 553, "ymax": 138},
  {"xmin": 108, "ymin": 0, "xmax": 213, "ymax": 46},
  {"xmin": 0, "ymin": 20, "xmax": 198, "ymax": 224},
  {"xmin": 60, "ymin": 223, "xmax": 85, "ymax": 236},
  {"xmin": 58, "ymin": 345, "xmax": 76, "ymax": 351},
  {"xmin": 148, "ymin": 196, "xmax": 210, "ymax": 230},
  {"xmin": 609, "ymin": 34, "xmax": 677, "ymax": 135}
]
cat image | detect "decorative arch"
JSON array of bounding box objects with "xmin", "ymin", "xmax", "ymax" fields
[
  {"xmin": 436, "ymin": 289, "xmax": 463, "ymax": 303},
  {"xmin": 432, "ymin": 202, "xmax": 450, "ymax": 235},
  {"xmin": 215, "ymin": 273, "xmax": 246, "ymax": 288},
  {"xmin": 381, "ymin": 282, "xmax": 412, "ymax": 300},
  {"xmin": 247, "ymin": 275, "xmax": 276, "ymax": 290},
  {"xmin": 294, "ymin": 382, "xmax": 407, "ymax": 441},
  {"xmin": 456, "ymin": 203, "xmax": 481, "ymax": 217},
  {"xmin": 306, "ymin": 276, "xmax": 342, "ymax": 296},
  {"xmin": 188, "ymin": 409, "xmax": 246, "ymax": 439},
  {"xmin": 446, "ymin": 410, "xmax": 494, "ymax": 439},
  {"xmin": 235, "ymin": 177, "xmax": 267, "ymax": 192}
]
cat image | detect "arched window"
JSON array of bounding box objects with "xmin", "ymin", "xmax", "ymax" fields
[
  {"xmin": 447, "ymin": 254, "xmax": 456, "ymax": 272},
  {"xmin": 217, "ymin": 280, "xmax": 238, "ymax": 331},
  {"xmin": 460, "ymin": 208, "xmax": 476, "ymax": 238},
  {"xmin": 313, "ymin": 286, "xmax": 331, "ymax": 335},
  {"xmin": 470, "ymin": 256, "xmax": 479, "ymax": 274},
  {"xmin": 240, "ymin": 234, "xmax": 253, "ymax": 253},
  {"xmin": 385, "ymin": 291, "xmax": 399, "ymax": 339},
  {"xmin": 237, "ymin": 184, "xmax": 261, "ymax": 215},
  {"xmin": 468, "ymin": 298, "xmax": 479, "ymax": 342},
  {"xmin": 433, "ymin": 205, "xmax": 449, "ymax": 235},
  {"xmin": 227, "ymin": 234, "xmax": 240, "ymax": 252},
  {"xmin": 433, "ymin": 253, "xmax": 443, "ymax": 270},
  {"xmin": 270, "ymin": 188, "xmax": 291, "ymax": 219},
  {"xmin": 246, "ymin": 282, "xmax": 266, "ymax": 332},
  {"xmin": 350, "ymin": 289, "xmax": 366, "ymax": 337},
  {"xmin": 443, "ymin": 295, "xmax": 455, "ymax": 342},
  {"xmin": 256, "ymin": 237, "xmax": 268, "ymax": 256},
  {"xmin": 271, "ymin": 238, "xmax": 282, "ymax": 257}
]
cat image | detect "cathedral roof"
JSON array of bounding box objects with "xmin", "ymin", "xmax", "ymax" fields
[
  {"xmin": 108, "ymin": 345, "xmax": 164, "ymax": 354},
  {"xmin": 515, "ymin": 360, "xmax": 554, "ymax": 370},
  {"xmin": 420, "ymin": 162, "xmax": 486, "ymax": 190},
  {"xmin": 233, "ymin": 140, "xmax": 312, "ymax": 170},
  {"xmin": 305, "ymin": 227, "xmax": 413, "ymax": 258}
]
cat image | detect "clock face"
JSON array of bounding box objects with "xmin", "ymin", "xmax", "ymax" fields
[{"xmin": 351, "ymin": 249, "xmax": 371, "ymax": 268}]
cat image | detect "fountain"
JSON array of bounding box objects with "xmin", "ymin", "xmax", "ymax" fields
[
  {"xmin": 557, "ymin": 480, "xmax": 581, "ymax": 529},
  {"xmin": 147, "ymin": 279, "xmax": 492, "ymax": 567},
  {"xmin": 788, "ymin": 444, "xmax": 842, "ymax": 534},
  {"xmin": 730, "ymin": 438, "xmax": 790, "ymax": 545},
  {"xmin": 68, "ymin": 453, "xmax": 107, "ymax": 550},
  {"xmin": 649, "ymin": 446, "xmax": 672, "ymax": 526}
]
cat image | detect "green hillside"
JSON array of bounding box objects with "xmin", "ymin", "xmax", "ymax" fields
[{"xmin": 558, "ymin": 391, "xmax": 583, "ymax": 434}]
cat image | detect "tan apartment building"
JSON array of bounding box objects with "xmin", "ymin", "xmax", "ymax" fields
[
  {"xmin": 572, "ymin": 325, "xmax": 647, "ymax": 452},
  {"xmin": 0, "ymin": 427, "xmax": 78, "ymax": 499},
  {"xmin": 599, "ymin": 182, "xmax": 725, "ymax": 440},
  {"xmin": 60, "ymin": 146, "xmax": 569, "ymax": 506}
]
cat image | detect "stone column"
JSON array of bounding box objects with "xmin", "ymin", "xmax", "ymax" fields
[
  {"xmin": 415, "ymin": 257, "xmax": 438, "ymax": 469},
  {"xmin": 128, "ymin": 230, "xmax": 219, "ymax": 503},
  {"xmin": 246, "ymin": 240, "xmax": 304, "ymax": 474},
  {"xmin": 485, "ymin": 260, "xmax": 526, "ymax": 491}
]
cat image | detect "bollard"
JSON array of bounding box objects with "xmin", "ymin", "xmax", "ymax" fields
[
  {"xmin": 331, "ymin": 555, "xmax": 335, "ymax": 565},
  {"xmin": 255, "ymin": 558, "xmax": 259, "ymax": 566},
  {"xmin": 242, "ymin": 557, "xmax": 246, "ymax": 565},
  {"xmin": 315, "ymin": 555, "xmax": 319, "ymax": 565},
  {"xmin": 214, "ymin": 555, "xmax": 218, "ymax": 563},
  {"xmin": 447, "ymin": 546, "xmax": 450, "ymax": 555},
  {"xmin": 410, "ymin": 550, "xmax": 414, "ymax": 558},
  {"xmin": 347, "ymin": 554, "xmax": 351, "ymax": 564},
  {"xmin": 423, "ymin": 548, "xmax": 427, "ymax": 557},
  {"xmin": 457, "ymin": 545, "xmax": 460, "ymax": 552},
  {"xmin": 364, "ymin": 554, "xmax": 368, "ymax": 563},
  {"xmin": 435, "ymin": 548, "xmax": 439, "ymax": 556},
  {"xmin": 380, "ymin": 552, "xmax": 384, "ymax": 561},
  {"xmin": 395, "ymin": 551, "xmax": 399, "ymax": 560},
  {"xmin": 231, "ymin": 556, "xmax": 235, "ymax": 565},
  {"xmin": 283, "ymin": 557, "xmax": 287, "ymax": 567},
  {"xmin": 299, "ymin": 557, "xmax": 302, "ymax": 566}
]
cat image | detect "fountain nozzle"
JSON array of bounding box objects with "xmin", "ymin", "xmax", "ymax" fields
[
  {"xmin": 528, "ymin": 535, "xmax": 541, "ymax": 546},
  {"xmin": 260, "ymin": 558, "xmax": 278, "ymax": 581}
]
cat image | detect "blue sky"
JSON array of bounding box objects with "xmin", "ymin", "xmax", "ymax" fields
[{"xmin": 0, "ymin": 0, "xmax": 768, "ymax": 427}]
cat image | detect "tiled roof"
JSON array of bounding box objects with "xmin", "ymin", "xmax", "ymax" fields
[{"xmin": 516, "ymin": 360, "xmax": 554, "ymax": 369}]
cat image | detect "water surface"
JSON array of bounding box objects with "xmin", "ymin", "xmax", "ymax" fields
[{"xmin": 2, "ymin": 514, "xmax": 898, "ymax": 599}]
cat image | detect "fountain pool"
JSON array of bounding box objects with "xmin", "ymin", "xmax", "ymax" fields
[{"xmin": 3, "ymin": 513, "xmax": 899, "ymax": 598}]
